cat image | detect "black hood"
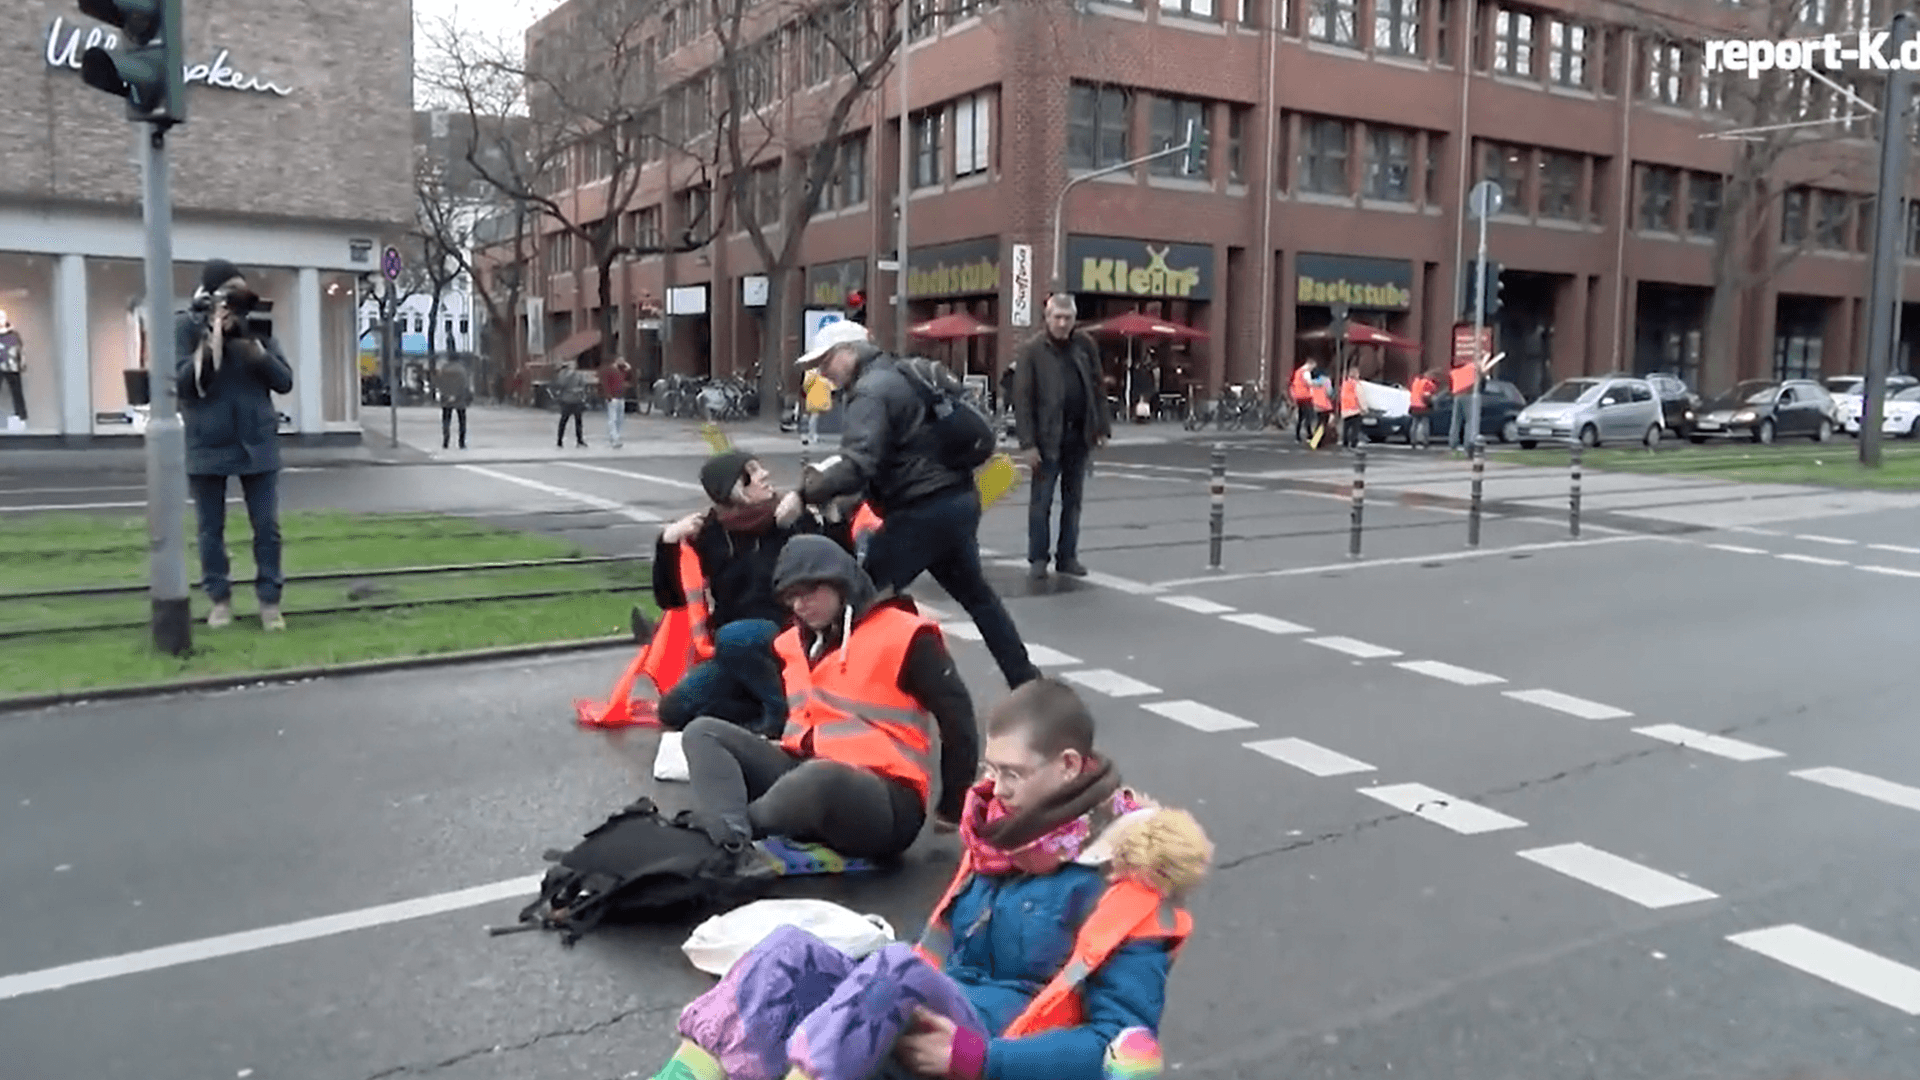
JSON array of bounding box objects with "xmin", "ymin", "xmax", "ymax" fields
[{"xmin": 771, "ymin": 535, "xmax": 878, "ymax": 620}]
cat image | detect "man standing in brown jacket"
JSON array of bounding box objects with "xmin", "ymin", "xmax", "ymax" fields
[{"xmin": 1010, "ymin": 293, "xmax": 1111, "ymax": 581}]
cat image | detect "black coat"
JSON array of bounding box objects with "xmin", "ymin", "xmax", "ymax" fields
[
  {"xmin": 1010, "ymin": 329, "xmax": 1110, "ymax": 460},
  {"xmin": 174, "ymin": 313, "xmax": 294, "ymax": 476},
  {"xmin": 651, "ymin": 510, "xmax": 826, "ymax": 631},
  {"xmin": 801, "ymin": 352, "xmax": 975, "ymax": 515}
]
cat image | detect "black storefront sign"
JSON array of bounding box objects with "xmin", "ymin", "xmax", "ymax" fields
[
  {"xmin": 805, "ymin": 258, "xmax": 867, "ymax": 308},
  {"xmin": 906, "ymin": 237, "xmax": 1001, "ymax": 298},
  {"xmin": 1067, "ymin": 236, "xmax": 1213, "ymax": 301},
  {"xmin": 1296, "ymin": 253, "xmax": 1413, "ymax": 311}
]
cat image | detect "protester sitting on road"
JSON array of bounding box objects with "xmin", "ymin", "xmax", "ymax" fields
[
  {"xmin": 793, "ymin": 319, "xmax": 1040, "ymax": 691},
  {"xmin": 649, "ymin": 675, "xmax": 1211, "ymax": 1080},
  {"xmin": 679, "ymin": 534, "xmax": 976, "ymax": 872},
  {"xmin": 652, "ymin": 451, "xmax": 818, "ymax": 735}
]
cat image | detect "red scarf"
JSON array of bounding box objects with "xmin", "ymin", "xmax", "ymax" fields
[{"xmin": 957, "ymin": 768, "xmax": 1143, "ymax": 876}]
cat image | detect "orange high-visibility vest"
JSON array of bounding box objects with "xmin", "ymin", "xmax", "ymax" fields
[
  {"xmin": 1339, "ymin": 377, "xmax": 1362, "ymax": 417},
  {"xmin": 774, "ymin": 605, "xmax": 938, "ymax": 804},
  {"xmin": 1409, "ymin": 376, "xmax": 1436, "ymax": 412},
  {"xmin": 851, "ymin": 502, "xmax": 883, "ymax": 546},
  {"xmin": 1450, "ymin": 361, "xmax": 1476, "ymax": 394},
  {"xmin": 639, "ymin": 542, "xmax": 716, "ymax": 693},
  {"xmin": 913, "ymin": 851, "xmax": 1193, "ymax": 1038},
  {"xmin": 1309, "ymin": 378, "xmax": 1332, "ymax": 412},
  {"xmin": 1289, "ymin": 366, "xmax": 1313, "ymax": 402}
]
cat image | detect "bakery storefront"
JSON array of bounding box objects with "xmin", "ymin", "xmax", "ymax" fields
[
  {"xmin": 904, "ymin": 238, "xmax": 1000, "ymax": 379},
  {"xmin": 1, "ymin": 7, "xmax": 412, "ymax": 446},
  {"xmin": 1294, "ymin": 253, "xmax": 1417, "ymax": 382},
  {"xmin": 1064, "ymin": 235, "xmax": 1213, "ymax": 408}
]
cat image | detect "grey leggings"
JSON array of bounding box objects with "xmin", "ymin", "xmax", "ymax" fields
[{"xmin": 682, "ymin": 716, "xmax": 925, "ymax": 860}]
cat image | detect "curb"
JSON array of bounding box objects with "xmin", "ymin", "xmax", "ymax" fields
[{"xmin": 0, "ymin": 634, "xmax": 636, "ymax": 715}]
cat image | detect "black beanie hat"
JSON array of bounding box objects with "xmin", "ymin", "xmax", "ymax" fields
[
  {"xmin": 699, "ymin": 450, "xmax": 757, "ymax": 505},
  {"xmin": 201, "ymin": 259, "xmax": 244, "ymax": 294}
]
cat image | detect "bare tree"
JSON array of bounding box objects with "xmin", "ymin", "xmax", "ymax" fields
[{"xmin": 411, "ymin": 153, "xmax": 469, "ymax": 361}]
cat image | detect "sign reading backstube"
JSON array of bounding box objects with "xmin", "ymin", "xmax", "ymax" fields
[
  {"xmin": 1296, "ymin": 253, "xmax": 1413, "ymax": 311},
  {"xmin": 907, "ymin": 238, "xmax": 1000, "ymax": 298},
  {"xmin": 1067, "ymin": 236, "xmax": 1213, "ymax": 301}
]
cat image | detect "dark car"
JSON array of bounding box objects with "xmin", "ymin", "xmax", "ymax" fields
[
  {"xmin": 1690, "ymin": 378, "xmax": 1839, "ymax": 444},
  {"xmin": 1364, "ymin": 379, "xmax": 1528, "ymax": 446}
]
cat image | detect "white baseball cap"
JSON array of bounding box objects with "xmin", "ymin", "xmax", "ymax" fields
[{"xmin": 795, "ymin": 319, "xmax": 870, "ymax": 367}]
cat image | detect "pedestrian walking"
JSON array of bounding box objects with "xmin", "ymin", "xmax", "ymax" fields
[
  {"xmin": 175, "ymin": 258, "xmax": 294, "ymax": 632},
  {"xmin": 1307, "ymin": 364, "xmax": 1334, "ymax": 448},
  {"xmin": 1010, "ymin": 293, "xmax": 1110, "ymax": 581},
  {"xmin": 1289, "ymin": 358, "xmax": 1317, "ymax": 442},
  {"xmin": 553, "ymin": 362, "xmax": 588, "ymax": 448},
  {"xmin": 601, "ymin": 357, "xmax": 632, "ymax": 448},
  {"xmin": 1339, "ymin": 365, "xmax": 1364, "ymax": 449},
  {"xmin": 1447, "ymin": 350, "xmax": 1478, "ymax": 451},
  {"xmin": 433, "ymin": 356, "xmax": 472, "ymax": 449},
  {"xmin": 793, "ymin": 319, "xmax": 1041, "ymax": 690},
  {"xmin": 1407, "ymin": 368, "xmax": 1438, "ymax": 448}
]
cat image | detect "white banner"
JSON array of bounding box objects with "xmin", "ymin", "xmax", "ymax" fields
[{"xmin": 1009, "ymin": 243, "xmax": 1033, "ymax": 328}]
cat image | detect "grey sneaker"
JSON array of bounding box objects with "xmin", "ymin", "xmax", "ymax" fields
[
  {"xmin": 1056, "ymin": 558, "xmax": 1089, "ymax": 577},
  {"xmin": 206, "ymin": 601, "xmax": 233, "ymax": 629},
  {"xmin": 260, "ymin": 604, "xmax": 286, "ymax": 632},
  {"xmin": 1028, "ymin": 562, "xmax": 1048, "ymax": 582}
]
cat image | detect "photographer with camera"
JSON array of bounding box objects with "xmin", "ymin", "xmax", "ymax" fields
[{"xmin": 176, "ymin": 259, "xmax": 295, "ymax": 632}]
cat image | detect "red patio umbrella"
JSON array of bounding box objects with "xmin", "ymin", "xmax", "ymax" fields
[
  {"xmin": 1084, "ymin": 311, "xmax": 1210, "ymax": 339},
  {"xmin": 909, "ymin": 312, "xmax": 997, "ymax": 340},
  {"xmin": 1298, "ymin": 322, "xmax": 1421, "ymax": 351}
]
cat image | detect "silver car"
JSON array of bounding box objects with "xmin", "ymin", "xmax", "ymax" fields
[{"xmin": 1514, "ymin": 376, "xmax": 1665, "ymax": 449}]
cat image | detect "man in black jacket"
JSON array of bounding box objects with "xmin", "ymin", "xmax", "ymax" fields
[
  {"xmin": 792, "ymin": 321, "xmax": 1039, "ymax": 691},
  {"xmin": 1010, "ymin": 293, "xmax": 1111, "ymax": 581}
]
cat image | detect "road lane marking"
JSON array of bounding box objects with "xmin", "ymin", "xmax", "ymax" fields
[
  {"xmin": 1729, "ymin": 925, "xmax": 1920, "ymax": 1015},
  {"xmin": 1792, "ymin": 766, "xmax": 1920, "ymax": 814},
  {"xmin": 1869, "ymin": 543, "xmax": 1920, "ymax": 555},
  {"xmin": 1502, "ymin": 689, "xmax": 1632, "ymax": 720},
  {"xmin": 1775, "ymin": 553, "xmax": 1849, "ymax": 567},
  {"xmin": 1357, "ymin": 783, "xmax": 1526, "ymax": 834},
  {"xmin": 1245, "ymin": 737, "xmax": 1374, "ymax": 776},
  {"xmin": 1795, "ymin": 534, "xmax": 1858, "ymax": 546},
  {"xmin": 458, "ymin": 465, "xmax": 662, "ymax": 523},
  {"xmin": 1859, "ymin": 565, "xmax": 1920, "ymax": 579},
  {"xmin": 1221, "ymin": 613, "xmax": 1312, "ymax": 635},
  {"xmin": 1395, "ymin": 660, "xmax": 1506, "ymax": 686},
  {"xmin": 0, "ymin": 498, "xmax": 242, "ymax": 512},
  {"xmin": 1062, "ymin": 669, "xmax": 1160, "ymax": 698},
  {"xmin": 0, "ymin": 874, "xmax": 543, "ymax": 1003},
  {"xmin": 1159, "ymin": 595, "xmax": 1236, "ymax": 615},
  {"xmin": 1632, "ymin": 724, "xmax": 1785, "ymax": 762},
  {"xmin": 1152, "ymin": 535, "xmax": 1652, "ymax": 588},
  {"xmin": 553, "ymin": 460, "xmax": 705, "ymax": 491},
  {"xmin": 1026, "ymin": 644, "xmax": 1081, "ymax": 666},
  {"xmin": 1142, "ymin": 700, "xmax": 1259, "ymax": 733},
  {"xmin": 1517, "ymin": 843, "xmax": 1717, "ymax": 908},
  {"xmin": 1706, "ymin": 543, "xmax": 1768, "ymax": 555},
  {"xmin": 1306, "ymin": 636, "xmax": 1402, "ymax": 659},
  {"xmin": 1080, "ymin": 569, "xmax": 1164, "ymax": 595}
]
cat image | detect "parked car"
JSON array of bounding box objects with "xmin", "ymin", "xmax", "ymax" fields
[
  {"xmin": 1690, "ymin": 378, "xmax": 1839, "ymax": 443},
  {"xmin": 1513, "ymin": 375, "xmax": 1664, "ymax": 449},
  {"xmin": 1877, "ymin": 385, "xmax": 1920, "ymax": 438},
  {"xmin": 1363, "ymin": 379, "xmax": 1528, "ymax": 445},
  {"xmin": 1644, "ymin": 372, "xmax": 1701, "ymax": 438},
  {"xmin": 1823, "ymin": 373, "xmax": 1919, "ymax": 434}
]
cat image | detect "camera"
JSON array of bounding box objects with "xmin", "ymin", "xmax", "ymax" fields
[{"xmin": 190, "ymin": 287, "xmax": 273, "ymax": 337}]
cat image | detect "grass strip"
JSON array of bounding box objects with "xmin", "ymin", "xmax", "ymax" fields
[{"xmin": 1497, "ymin": 442, "xmax": 1920, "ymax": 490}]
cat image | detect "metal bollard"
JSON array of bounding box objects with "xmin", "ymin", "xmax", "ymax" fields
[
  {"xmin": 1467, "ymin": 442, "xmax": 1485, "ymax": 548},
  {"xmin": 1208, "ymin": 443, "xmax": 1226, "ymax": 570},
  {"xmin": 1348, "ymin": 445, "xmax": 1366, "ymax": 559},
  {"xmin": 1569, "ymin": 444, "xmax": 1582, "ymax": 538}
]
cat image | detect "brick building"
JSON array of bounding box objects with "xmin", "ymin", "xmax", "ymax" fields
[
  {"xmin": 517, "ymin": 0, "xmax": 1920, "ymax": 410},
  {"xmin": 0, "ymin": 0, "xmax": 413, "ymax": 445}
]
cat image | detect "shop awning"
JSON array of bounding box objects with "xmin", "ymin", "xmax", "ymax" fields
[{"xmin": 546, "ymin": 329, "xmax": 602, "ymax": 364}]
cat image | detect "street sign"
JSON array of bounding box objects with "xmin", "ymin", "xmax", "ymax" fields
[
  {"xmin": 876, "ymin": 259, "xmax": 901, "ymax": 272},
  {"xmin": 382, "ymin": 245, "xmax": 402, "ymax": 281},
  {"xmin": 1468, "ymin": 180, "xmax": 1503, "ymax": 220},
  {"xmin": 1452, "ymin": 323, "xmax": 1493, "ymax": 366}
]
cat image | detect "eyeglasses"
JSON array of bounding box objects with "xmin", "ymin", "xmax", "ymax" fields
[{"xmin": 980, "ymin": 758, "xmax": 1049, "ymax": 785}]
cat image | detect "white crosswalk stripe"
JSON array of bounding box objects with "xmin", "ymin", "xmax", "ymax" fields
[
  {"xmin": 1730, "ymin": 925, "xmax": 1920, "ymax": 1015},
  {"xmin": 1061, "ymin": 669, "xmax": 1161, "ymax": 698},
  {"xmin": 1159, "ymin": 595, "xmax": 1237, "ymax": 614},
  {"xmin": 1503, "ymin": 689, "xmax": 1633, "ymax": 720},
  {"xmin": 1517, "ymin": 843, "xmax": 1717, "ymax": 908},
  {"xmin": 1142, "ymin": 700, "xmax": 1259, "ymax": 733},
  {"xmin": 1792, "ymin": 766, "xmax": 1920, "ymax": 814},
  {"xmin": 1395, "ymin": 660, "xmax": 1506, "ymax": 686},
  {"xmin": 1306, "ymin": 636, "xmax": 1402, "ymax": 659},
  {"xmin": 1244, "ymin": 738, "xmax": 1374, "ymax": 776},
  {"xmin": 1633, "ymin": 724, "xmax": 1784, "ymax": 761},
  {"xmin": 1221, "ymin": 613, "xmax": 1312, "ymax": 635},
  {"xmin": 1357, "ymin": 783, "xmax": 1526, "ymax": 834}
]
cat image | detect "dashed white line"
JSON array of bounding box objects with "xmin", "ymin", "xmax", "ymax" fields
[
  {"xmin": 1706, "ymin": 543, "xmax": 1768, "ymax": 555},
  {"xmin": 1080, "ymin": 569, "xmax": 1164, "ymax": 595},
  {"xmin": 1730, "ymin": 925, "xmax": 1920, "ymax": 1015},
  {"xmin": 1357, "ymin": 783, "xmax": 1527, "ymax": 834},
  {"xmin": 1151, "ymin": 535, "xmax": 1652, "ymax": 588},
  {"xmin": 1502, "ymin": 689, "xmax": 1633, "ymax": 720},
  {"xmin": 1222, "ymin": 613, "xmax": 1313, "ymax": 635},
  {"xmin": 1306, "ymin": 636, "xmax": 1402, "ymax": 659},
  {"xmin": 1026, "ymin": 644, "xmax": 1081, "ymax": 667},
  {"xmin": 1869, "ymin": 543, "xmax": 1920, "ymax": 556},
  {"xmin": 1859, "ymin": 565, "xmax": 1920, "ymax": 579},
  {"xmin": 940, "ymin": 621, "xmax": 984, "ymax": 642},
  {"xmin": 1159, "ymin": 595, "xmax": 1237, "ymax": 615},
  {"xmin": 1395, "ymin": 660, "xmax": 1506, "ymax": 686},
  {"xmin": 1517, "ymin": 843, "xmax": 1718, "ymax": 908},
  {"xmin": 1142, "ymin": 700, "xmax": 1259, "ymax": 733},
  {"xmin": 1775, "ymin": 553, "xmax": 1849, "ymax": 567},
  {"xmin": 1244, "ymin": 737, "xmax": 1375, "ymax": 776},
  {"xmin": 458, "ymin": 465, "xmax": 662, "ymax": 523},
  {"xmin": 1792, "ymin": 766, "xmax": 1920, "ymax": 814},
  {"xmin": 1633, "ymin": 724, "xmax": 1785, "ymax": 762},
  {"xmin": 1062, "ymin": 669, "xmax": 1161, "ymax": 698},
  {"xmin": 1795, "ymin": 534, "xmax": 1858, "ymax": 546}
]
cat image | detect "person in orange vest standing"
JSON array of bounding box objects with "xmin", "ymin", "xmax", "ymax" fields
[
  {"xmin": 1307, "ymin": 362, "xmax": 1335, "ymax": 449},
  {"xmin": 1447, "ymin": 348, "xmax": 1481, "ymax": 451},
  {"xmin": 1338, "ymin": 364, "xmax": 1365, "ymax": 449},
  {"xmin": 1289, "ymin": 357, "xmax": 1318, "ymax": 442},
  {"xmin": 1407, "ymin": 368, "xmax": 1438, "ymax": 448},
  {"xmin": 650, "ymin": 674, "xmax": 1211, "ymax": 1080}
]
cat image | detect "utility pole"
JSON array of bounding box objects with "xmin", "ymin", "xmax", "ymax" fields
[
  {"xmin": 894, "ymin": 0, "xmax": 911, "ymax": 353},
  {"xmin": 1862, "ymin": 10, "xmax": 1915, "ymax": 469},
  {"xmin": 1466, "ymin": 180, "xmax": 1501, "ymax": 448},
  {"xmin": 382, "ymin": 245, "xmax": 403, "ymax": 448},
  {"xmin": 77, "ymin": 0, "xmax": 190, "ymax": 656}
]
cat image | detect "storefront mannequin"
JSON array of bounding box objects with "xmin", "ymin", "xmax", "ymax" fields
[{"xmin": 0, "ymin": 310, "xmax": 25, "ymax": 424}]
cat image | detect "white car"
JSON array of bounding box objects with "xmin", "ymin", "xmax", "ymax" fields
[
  {"xmin": 1879, "ymin": 385, "xmax": 1920, "ymax": 438},
  {"xmin": 1825, "ymin": 374, "xmax": 1919, "ymax": 433}
]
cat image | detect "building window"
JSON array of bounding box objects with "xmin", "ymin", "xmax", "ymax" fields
[
  {"xmin": 1538, "ymin": 150, "xmax": 1580, "ymax": 219},
  {"xmin": 1688, "ymin": 173, "xmax": 1721, "ymax": 236},
  {"xmin": 1366, "ymin": 126, "xmax": 1414, "ymax": 201},
  {"xmin": 459, "ymin": 317, "xmax": 470, "ymax": 334},
  {"xmin": 1425, "ymin": 134, "xmax": 1442, "ymax": 203},
  {"xmin": 1493, "ymin": 8, "xmax": 1534, "ymax": 76},
  {"xmin": 1308, "ymin": 0, "xmax": 1359, "ymax": 46},
  {"xmin": 1638, "ymin": 165, "xmax": 1677, "ymax": 231},
  {"xmin": 953, "ymin": 93, "xmax": 991, "ymax": 178},
  {"xmin": 752, "ymin": 163, "xmax": 782, "ymax": 225},
  {"xmin": 1436, "ymin": 0, "xmax": 1453, "ymax": 63},
  {"xmin": 631, "ymin": 205, "xmax": 663, "ymax": 249},
  {"xmin": 1856, "ymin": 196, "xmax": 1876, "ymax": 252},
  {"xmin": 1642, "ymin": 39, "xmax": 1685, "ymax": 105},
  {"xmin": 1068, "ymin": 83, "xmax": 1131, "ymax": 170},
  {"xmin": 1775, "ymin": 332, "xmax": 1823, "ymax": 381},
  {"xmin": 1480, "ymin": 141, "xmax": 1525, "ymax": 211},
  {"xmin": 1375, "ymin": 0, "xmax": 1422, "ymax": 56},
  {"xmin": 835, "ymin": 131, "xmax": 869, "ymax": 206},
  {"xmin": 1699, "ymin": 66, "xmax": 1726, "ymax": 112},
  {"xmin": 1228, "ymin": 107, "xmax": 1247, "ymax": 183},
  {"xmin": 1164, "ymin": 0, "xmax": 1218, "ymax": 20},
  {"xmin": 1782, "ymin": 187, "xmax": 1809, "ymax": 244},
  {"xmin": 909, "ymin": 0, "xmax": 936, "ymax": 40},
  {"xmin": 1548, "ymin": 20, "xmax": 1588, "ymax": 87},
  {"xmin": 1150, "ymin": 96, "xmax": 1211, "ymax": 177},
  {"xmin": 1299, "ymin": 117, "xmax": 1352, "ymax": 195},
  {"xmin": 1815, "ymin": 190, "xmax": 1849, "ymax": 247},
  {"xmin": 910, "ymin": 110, "xmax": 942, "ymax": 188},
  {"xmin": 678, "ymin": 185, "xmax": 711, "ymax": 236},
  {"xmin": 1907, "ymin": 201, "xmax": 1920, "ymax": 257}
]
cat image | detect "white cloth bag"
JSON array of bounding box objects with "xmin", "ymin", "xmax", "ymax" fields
[
  {"xmin": 682, "ymin": 898, "xmax": 896, "ymax": 976},
  {"xmin": 653, "ymin": 731, "xmax": 690, "ymax": 782}
]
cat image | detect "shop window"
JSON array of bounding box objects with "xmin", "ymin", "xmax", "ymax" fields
[
  {"xmin": 954, "ymin": 93, "xmax": 991, "ymax": 178},
  {"xmin": 1375, "ymin": 0, "xmax": 1421, "ymax": 56},
  {"xmin": 1781, "ymin": 186, "xmax": 1810, "ymax": 245},
  {"xmin": 1641, "ymin": 39, "xmax": 1685, "ymax": 105},
  {"xmin": 1365, "ymin": 126, "xmax": 1414, "ymax": 202},
  {"xmin": 1537, "ymin": 150, "xmax": 1580, "ymax": 219},
  {"xmin": 1308, "ymin": 0, "xmax": 1358, "ymax": 46},
  {"xmin": 1548, "ymin": 20, "xmax": 1588, "ymax": 87},
  {"xmin": 1150, "ymin": 95, "xmax": 1211, "ymax": 178},
  {"xmin": 0, "ymin": 254, "xmax": 57, "ymax": 431},
  {"xmin": 1638, "ymin": 164, "xmax": 1678, "ymax": 231},
  {"xmin": 1480, "ymin": 141, "xmax": 1526, "ymax": 212},
  {"xmin": 910, "ymin": 109, "xmax": 942, "ymax": 188},
  {"xmin": 1068, "ymin": 83, "xmax": 1131, "ymax": 170},
  {"xmin": 1688, "ymin": 172, "xmax": 1722, "ymax": 236},
  {"xmin": 1298, "ymin": 117, "xmax": 1351, "ymax": 195},
  {"xmin": 1493, "ymin": 8, "xmax": 1534, "ymax": 76},
  {"xmin": 322, "ymin": 273, "xmax": 359, "ymax": 425}
]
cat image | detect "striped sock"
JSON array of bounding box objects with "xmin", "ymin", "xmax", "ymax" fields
[{"xmin": 653, "ymin": 1040, "xmax": 725, "ymax": 1080}]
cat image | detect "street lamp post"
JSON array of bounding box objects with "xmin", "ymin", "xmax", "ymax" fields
[
  {"xmin": 1050, "ymin": 120, "xmax": 1207, "ymax": 292},
  {"xmin": 1861, "ymin": 11, "xmax": 1915, "ymax": 469},
  {"xmin": 1466, "ymin": 179, "xmax": 1501, "ymax": 448}
]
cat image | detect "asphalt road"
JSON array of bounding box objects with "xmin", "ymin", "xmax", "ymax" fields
[{"xmin": 6, "ymin": 430, "xmax": 1920, "ymax": 1079}]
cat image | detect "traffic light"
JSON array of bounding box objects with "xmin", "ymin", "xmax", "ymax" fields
[
  {"xmin": 77, "ymin": 0, "xmax": 186, "ymax": 126},
  {"xmin": 1182, "ymin": 119, "xmax": 1210, "ymax": 177},
  {"xmin": 1461, "ymin": 259, "xmax": 1503, "ymax": 318}
]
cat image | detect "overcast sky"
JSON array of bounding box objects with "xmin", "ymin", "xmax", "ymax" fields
[{"xmin": 413, "ymin": 0, "xmax": 560, "ymax": 106}]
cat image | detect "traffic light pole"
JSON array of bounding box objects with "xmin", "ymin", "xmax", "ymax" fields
[
  {"xmin": 141, "ymin": 123, "xmax": 192, "ymax": 656},
  {"xmin": 1861, "ymin": 10, "xmax": 1915, "ymax": 469},
  {"xmin": 1469, "ymin": 209, "xmax": 1489, "ymax": 448},
  {"xmin": 384, "ymin": 279, "xmax": 399, "ymax": 448}
]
